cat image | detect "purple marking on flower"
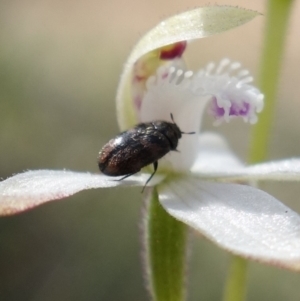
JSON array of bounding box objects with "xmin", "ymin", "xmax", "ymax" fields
[
  {"xmin": 186, "ymin": 59, "xmax": 264, "ymax": 124},
  {"xmin": 209, "ymin": 97, "xmax": 251, "ymax": 120},
  {"xmin": 210, "ymin": 97, "xmax": 225, "ymax": 117},
  {"xmin": 229, "ymin": 100, "xmax": 250, "ymax": 116}
]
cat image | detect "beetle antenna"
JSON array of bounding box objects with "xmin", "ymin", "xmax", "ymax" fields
[
  {"xmin": 170, "ymin": 113, "xmax": 175, "ymax": 123},
  {"xmin": 181, "ymin": 131, "xmax": 196, "ymax": 135},
  {"xmin": 170, "ymin": 113, "xmax": 195, "ymax": 135}
]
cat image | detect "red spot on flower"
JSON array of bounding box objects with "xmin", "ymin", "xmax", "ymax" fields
[{"xmin": 160, "ymin": 41, "xmax": 187, "ymax": 60}]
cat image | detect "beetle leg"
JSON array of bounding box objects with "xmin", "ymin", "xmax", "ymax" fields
[
  {"xmin": 117, "ymin": 173, "xmax": 136, "ymax": 181},
  {"xmin": 142, "ymin": 161, "xmax": 158, "ymax": 193}
]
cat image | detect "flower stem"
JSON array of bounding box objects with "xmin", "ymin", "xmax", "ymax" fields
[
  {"xmin": 223, "ymin": 256, "xmax": 248, "ymax": 301},
  {"xmin": 144, "ymin": 188, "xmax": 187, "ymax": 301},
  {"xmin": 249, "ymin": 0, "xmax": 294, "ymax": 163}
]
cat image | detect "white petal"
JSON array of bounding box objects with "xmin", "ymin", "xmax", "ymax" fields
[
  {"xmin": 159, "ymin": 177, "xmax": 300, "ymax": 270},
  {"xmin": 0, "ymin": 170, "xmax": 163, "ymax": 215},
  {"xmin": 117, "ymin": 6, "xmax": 261, "ymax": 129},
  {"xmin": 127, "ymin": 7, "xmax": 260, "ymax": 70},
  {"xmin": 191, "ymin": 132, "xmax": 243, "ymax": 175},
  {"xmin": 225, "ymin": 159, "xmax": 300, "ymax": 181},
  {"xmin": 192, "ymin": 135, "xmax": 300, "ymax": 182}
]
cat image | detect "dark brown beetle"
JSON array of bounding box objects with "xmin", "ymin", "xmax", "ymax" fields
[{"xmin": 98, "ymin": 114, "xmax": 194, "ymax": 191}]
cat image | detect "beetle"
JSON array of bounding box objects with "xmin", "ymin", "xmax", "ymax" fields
[{"xmin": 98, "ymin": 114, "xmax": 194, "ymax": 191}]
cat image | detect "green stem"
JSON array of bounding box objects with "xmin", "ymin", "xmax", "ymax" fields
[
  {"xmin": 223, "ymin": 257, "xmax": 248, "ymax": 301},
  {"xmin": 144, "ymin": 188, "xmax": 187, "ymax": 301},
  {"xmin": 249, "ymin": 0, "xmax": 294, "ymax": 163}
]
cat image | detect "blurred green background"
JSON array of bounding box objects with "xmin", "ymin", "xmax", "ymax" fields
[{"xmin": 1, "ymin": 0, "xmax": 300, "ymax": 300}]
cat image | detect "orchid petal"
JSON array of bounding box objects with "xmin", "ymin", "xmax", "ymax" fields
[
  {"xmin": 127, "ymin": 7, "xmax": 260, "ymax": 71},
  {"xmin": 159, "ymin": 177, "xmax": 300, "ymax": 271},
  {"xmin": 0, "ymin": 170, "xmax": 164, "ymax": 216},
  {"xmin": 191, "ymin": 132, "xmax": 244, "ymax": 175},
  {"xmin": 117, "ymin": 6, "xmax": 261, "ymax": 129},
  {"xmin": 193, "ymin": 142, "xmax": 300, "ymax": 182},
  {"xmin": 192, "ymin": 134, "xmax": 300, "ymax": 182},
  {"xmin": 222, "ymin": 159, "xmax": 300, "ymax": 181}
]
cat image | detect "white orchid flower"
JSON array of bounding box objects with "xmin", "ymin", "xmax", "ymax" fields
[{"xmin": 1, "ymin": 6, "xmax": 300, "ymax": 274}]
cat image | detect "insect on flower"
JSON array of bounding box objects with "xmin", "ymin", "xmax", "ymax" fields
[{"xmin": 98, "ymin": 114, "xmax": 195, "ymax": 191}]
